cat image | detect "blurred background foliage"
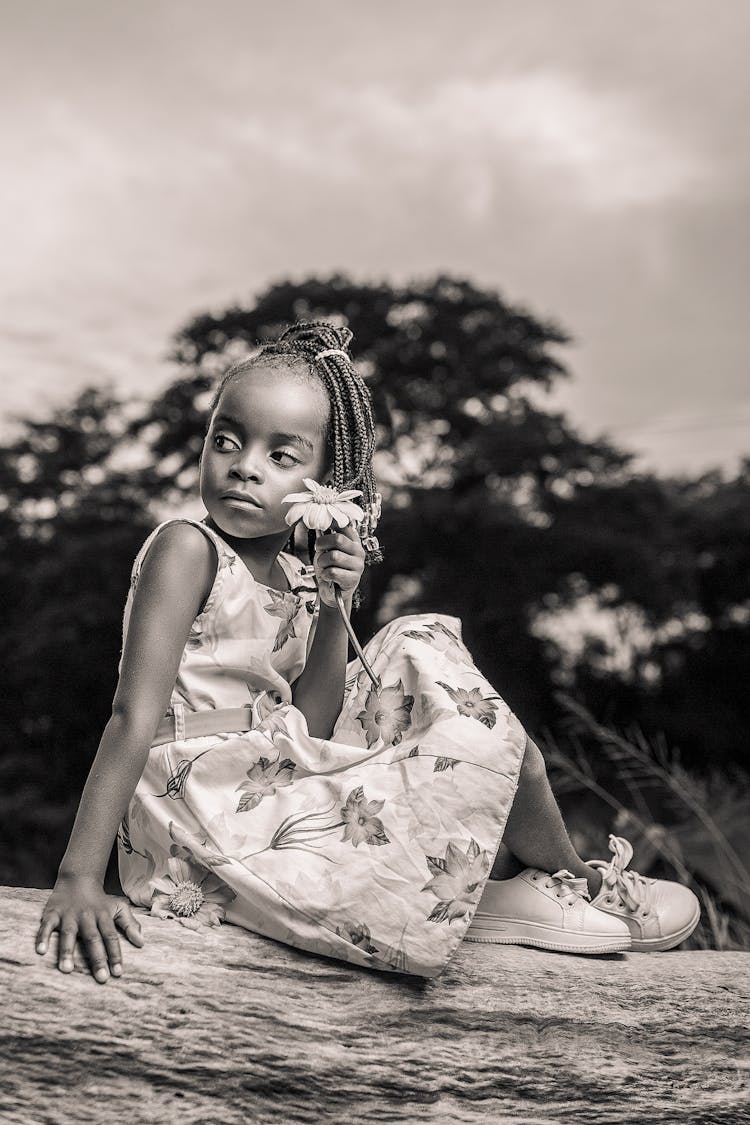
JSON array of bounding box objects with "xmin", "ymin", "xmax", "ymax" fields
[{"xmin": 1, "ymin": 273, "xmax": 748, "ymax": 947}]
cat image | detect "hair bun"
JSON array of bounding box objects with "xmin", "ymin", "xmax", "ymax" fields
[{"xmin": 276, "ymin": 319, "xmax": 354, "ymax": 359}]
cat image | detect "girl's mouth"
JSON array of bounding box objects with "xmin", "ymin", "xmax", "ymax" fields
[{"xmin": 221, "ymin": 490, "xmax": 263, "ymax": 508}]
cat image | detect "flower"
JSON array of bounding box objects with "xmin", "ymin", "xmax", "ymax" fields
[
  {"xmin": 422, "ymin": 838, "xmax": 490, "ymax": 924},
  {"xmin": 150, "ymin": 855, "xmax": 235, "ymax": 930},
  {"xmin": 282, "ymin": 477, "xmax": 366, "ymax": 531},
  {"xmin": 167, "ymin": 819, "xmax": 231, "ymax": 868},
  {"xmin": 402, "ymin": 621, "xmax": 470, "ymax": 665},
  {"xmin": 340, "ymin": 785, "xmax": 390, "ymax": 847},
  {"xmin": 262, "ymin": 588, "xmax": 302, "ymax": 652},
  {"xmin": 235, "ymin": 755, "xmax": 297, "ymax": 814},
  {"xmin": 356, "ymin": 679, "xmax": 414, "ymax": 748},
  {"xmin": 436, "ymin": 682, "xmax": 499, "ymax": 729},
  {"xmin": 161, "ymin": 758, "xmax": 194, "ymax": 800},
  {"xmin": 281, "ymin": 476, "xmax": 379, "ymax": 689},
  {"xmin": 335, "ymin": 920, "xmax": 380, "ymax": 954}
]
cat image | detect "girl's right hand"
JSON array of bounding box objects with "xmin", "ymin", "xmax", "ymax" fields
[{"xmin": 35, "ymin": 874, "xmax": 145, "ymax": 983}]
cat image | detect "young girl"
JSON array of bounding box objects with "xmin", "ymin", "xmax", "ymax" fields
[{"xmin": 35, "ymin": 320, "xmax": 700, "ymax": 982}]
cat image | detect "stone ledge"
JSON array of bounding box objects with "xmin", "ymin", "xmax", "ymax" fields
[{"xmin": 1, "ymin": 887, "xmax": 748, "ymax": 1124}]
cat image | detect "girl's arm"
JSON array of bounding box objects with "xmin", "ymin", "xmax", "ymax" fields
[
  {"xmin": 292, "ymin": 523, "xmax": 364, "ymax": 739},
  {"xmin": 36, "ymin": 523, "xmax": 217, "ymax": 982}
]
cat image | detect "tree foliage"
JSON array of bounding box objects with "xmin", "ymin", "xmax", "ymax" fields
[{"xmin": 1, "ymin": 273, "xmax": 748, "ymax": 886}]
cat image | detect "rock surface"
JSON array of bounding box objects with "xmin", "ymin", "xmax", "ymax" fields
[{"xmin": 2, "ymin": 887, "xmax": 748, "ymax": 1124}]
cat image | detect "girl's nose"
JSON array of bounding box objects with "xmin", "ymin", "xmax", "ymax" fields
[{"xmin": 229, "ymin": 451, "xmax": 264, "ymax": 482}]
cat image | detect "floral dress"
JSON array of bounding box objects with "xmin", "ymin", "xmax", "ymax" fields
[{"xmin": 117, "ymin": 517, "xmax": 527, "ymax": 979}]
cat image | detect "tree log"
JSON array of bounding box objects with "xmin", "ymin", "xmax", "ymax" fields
[{"xmin": 2, "ymin": 887, "xmax": 748, "ymax": 1124}]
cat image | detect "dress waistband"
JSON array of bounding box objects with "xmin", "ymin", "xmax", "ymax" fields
[{"xmin": 152, "ymin": 693, "xmax": 283, "ymax": 747}]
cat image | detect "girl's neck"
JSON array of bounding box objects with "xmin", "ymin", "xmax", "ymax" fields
[{"xmin": 203, "ymin": 518, "xmax": 292, "ymax": 590}]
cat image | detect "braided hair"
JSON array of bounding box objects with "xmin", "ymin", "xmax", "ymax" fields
[{"xmin": 209, "ymin": 320, "xmax": 383, "ymax": 610}]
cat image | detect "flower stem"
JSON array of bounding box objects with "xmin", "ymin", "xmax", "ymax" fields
[{"xmin": 334, "ymin": 584, "xmax": 379, "ymax": 688}]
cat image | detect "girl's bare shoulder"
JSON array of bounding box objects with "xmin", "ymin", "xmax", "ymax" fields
[{"xmin": 137, "ymin": 520, "xmax": 218, "ymax": 608}]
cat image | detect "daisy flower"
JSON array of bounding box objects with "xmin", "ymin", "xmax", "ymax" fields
[
  {"xmin": 282, "ymin": 477, "xmax": 366, "ymax": 531},
  {"xmin": 150, "ymin": 855, "xmax": 235, "ymax": 930},
  {"xmin": 282, "ymin": 477, "xmax": 379, "ymax": 688}
]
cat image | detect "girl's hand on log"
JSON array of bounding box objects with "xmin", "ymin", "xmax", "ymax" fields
[
  {"xmin": 35, "ymin": 874, "xmax": 145, "ymax": 983},
  {"xmin": 314, "ymin": 523, "xmax": 365, "ymax": 609}
]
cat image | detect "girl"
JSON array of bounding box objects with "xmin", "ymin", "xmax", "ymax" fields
[{"xmin": 35, "ymin": 321, "xmax": 700, "ymax": 982}]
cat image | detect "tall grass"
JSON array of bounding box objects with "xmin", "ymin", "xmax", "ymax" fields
[{"xmin": 536, "ymin": 692, "xmax": 750, "ymax": 952}]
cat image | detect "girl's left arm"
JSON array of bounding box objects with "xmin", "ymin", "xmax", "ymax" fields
[{"xmin": 291, "ymin": 524, "xmax": 364, "ymax": 739}]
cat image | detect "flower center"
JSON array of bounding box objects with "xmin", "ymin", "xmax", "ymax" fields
[
  {"xmin": 311, "ymin": 484, "xmax": 340, "ymax": 503},
  {"xmin": 168, "ymin": 880, "xmax": 205, "ymax": 917}
]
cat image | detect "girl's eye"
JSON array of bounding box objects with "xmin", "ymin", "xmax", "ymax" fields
[
  {"xmin": 213, "ymin": 433, "xmax": 240, "ymax": 451},
  {"xmin": 212, "ymin": 433, "xmax": 298, "ymax": 463}
]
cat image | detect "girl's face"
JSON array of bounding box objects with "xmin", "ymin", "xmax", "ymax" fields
[{"xmin": 200, "ymin": 366, "xmax": 331, "ymax": 540}]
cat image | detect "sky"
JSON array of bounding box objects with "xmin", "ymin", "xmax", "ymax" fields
[{"xmin": 1, "ymin": 0, "xmax": 748, "ymax": 476}]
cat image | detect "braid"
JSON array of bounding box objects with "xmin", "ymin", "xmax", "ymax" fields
[{"xmin": 210, "ymin": 319, "xmax": 383, "ymax": 611}]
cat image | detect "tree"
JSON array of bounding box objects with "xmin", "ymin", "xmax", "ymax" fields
[{"xmin": 1, "ymin": 273, "xmax": 747, "ymax": 886}]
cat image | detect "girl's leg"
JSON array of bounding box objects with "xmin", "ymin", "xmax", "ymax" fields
[
  {"xmin": 489, "ymin": 842, "xmax": 525, "ymax": 881},
  {"xmin": 491, "ymin": 735, "xmax": 603, "ymax": 901}
]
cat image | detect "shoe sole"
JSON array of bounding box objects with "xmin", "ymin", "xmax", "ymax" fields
[
  {"xmin": 465, "ymin": 914, "xmax": 631, "ymax": 954},
  {"xmin": 627, "ymin": 902, "xmax": 702, "ymax": 952}
]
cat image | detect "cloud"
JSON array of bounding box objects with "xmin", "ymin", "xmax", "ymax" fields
[
  {"xmin": 0, "ymin": 4, "xmax": 745, "ymax": 475},
  {"xmin": 225, "ymin": 73, "xmax": 711, "ymax": 216}
]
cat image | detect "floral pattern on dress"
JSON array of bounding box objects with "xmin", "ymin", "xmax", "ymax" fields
[
  {"xmin": 356, "ymin": 679, "xmax": 414, "ymax": 747},
  {"xmin": 263, "ymin": 587, "xmax": 303, "ymax": 653},
  {"xmin": 335, "ymin": 920, "xmax": 380, "ymax": 954},
  {"xmin": 167, "ymin": 819, "xmax": 231, "ymax": 868},
  {"xmin": 340, "ymin": 786, "xmax": 390, "ymax": 847},
  {"xmin": 235, "ymin": 755, "xmax": 297, "ymax": 813},
  {"xmin": 436, "ymin": 681, "xmax": 500, "ymax": 728},
  {"xmin": 422, "ymin": 838, "xmax": 491, "ymax": 924},
  {"xmin": 402, "ymin": 620, "xmax": 471, "ymax": 664}
]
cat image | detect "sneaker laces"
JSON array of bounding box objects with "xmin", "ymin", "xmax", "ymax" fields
[
  {"xmin": 588, "ymin": 834, "xmax": 651, "ymax": 913},
  {"xmin": 542, "ymin": 868, "xmax": 591, "ymax": 905}
]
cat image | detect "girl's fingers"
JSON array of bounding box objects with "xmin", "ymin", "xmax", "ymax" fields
[
  {"xmin": 322, "ymin": 568, "xmax": 356, "ymax": 587},
  {"xmin": 35, "ymin": 911, "xmax": 60, "ymax": 955},
  {"xmin": 96, "ymin": 912, "xmax": 123, "ymax": 977},
  {"xmin": 78, "ymin": 913, "xmax": 111, "ymax": 983},
  {"xmin": 113, "ymin": 900, "xmax": 145, "ymax": 947},
  {"xmin": 57, "ymin": 916, "xmax": 80, "ymax": 973},
  {"xmin": 317, "ymin": 529, "xmax": 364, "ymax": 554},
  {"xmin": 320, "ymin": 549, "xmax": 361, "ymax": 567}
]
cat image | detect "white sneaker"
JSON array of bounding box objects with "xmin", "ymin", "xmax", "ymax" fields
[
  {"xmin": 586, "ymin": 834, "xmax": 701, "ymax": 952},
  {"xmin": 466, "ymin": 867, "xmax": 632, "ymax": 954}
]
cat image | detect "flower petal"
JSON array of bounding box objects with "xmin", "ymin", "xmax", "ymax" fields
[
  {"xmin": 177, "ymin": 916, "xmax": 202, "ymax": 931},
  {"xmin": 306, "ymin": 505, "xmax": 333, "ymax": 530},
  {"xmin": 150, "ymin": 905, "xmax": 173, "ymax": 921},
  {"xmin": 326, "ymin": 506, "xmax": 351, "ymax": 528},
  {"xmin": 335, "ymin": 500, "xmax": 366, "ymax": 524},
  {"xmin": 204, "ymin": 904, "xmax": 227, "ymax": 926},
  {"xmin": 283, "ymin": 503, "xmax": 309, "ymax": 526},
  {"xmin": 282, "ymin": 491, "xmax": 316, "ymax": 504},
  {"xmin": 166, "ymin": 856, "xmax": 191, "ymax": 884}
]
